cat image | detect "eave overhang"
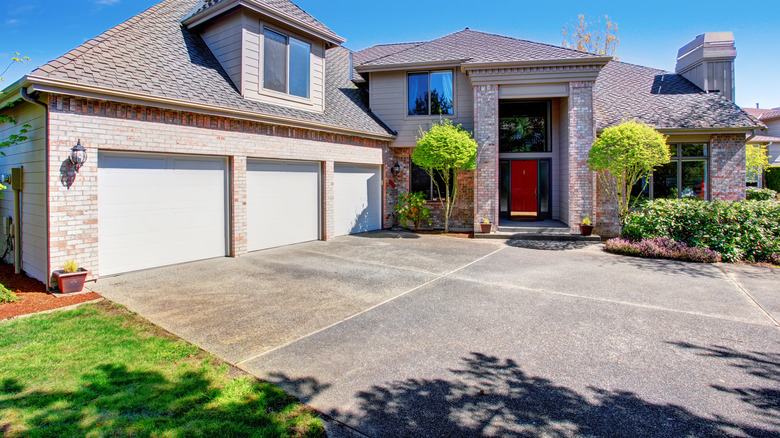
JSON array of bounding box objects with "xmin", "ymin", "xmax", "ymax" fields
[
  {"xmin": 23, "ymin": 75, "xmax": 396, "ymax": 141},
  {"xmin": 463, "ymin": 57, "xmax": 613, "ymax": 86}
]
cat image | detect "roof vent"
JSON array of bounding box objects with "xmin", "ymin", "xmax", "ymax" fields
[{"xmin": 675, "ymin": 32, "xmax": 737, "ymax": 101}]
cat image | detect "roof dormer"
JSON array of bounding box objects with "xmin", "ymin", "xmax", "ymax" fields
[{"xmin": 182, "ymin": 0, "xmax": 345, "ymax": 113}]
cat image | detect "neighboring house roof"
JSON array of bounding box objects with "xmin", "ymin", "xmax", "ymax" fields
[
  {"xmin": 744, "ymin": 108, "xmax": 780, "ymax": 121},
  {"xmin": 357, "ymin": 29, "xmax": 600, "ymax": 69},
  {"xmin": 595, "ymin": 61, "xmax": 762, "ymax": 131},
  {"xmin": 25, "ymin": 0, "xmax": 393, "ymax": 138},
  {"xmin": 748, "ymin": 134, "xmax": 780, "ymax": 144},
  {"xmin": 185, "ymin": 0, "xmax": 343, "ymax": 43}
]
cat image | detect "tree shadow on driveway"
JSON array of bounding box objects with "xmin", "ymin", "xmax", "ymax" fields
[{"xmin": 266, "ymin": 352, "xmax": 776, "ymax": 437}]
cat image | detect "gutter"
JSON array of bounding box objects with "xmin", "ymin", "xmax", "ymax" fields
[
  {"xmin": 26, "ymin": 75, "xmax": 396, "ymax": 141},
  {"xmin": 19, "ymin": 87, "xmax": 51, "ymax": 290}
]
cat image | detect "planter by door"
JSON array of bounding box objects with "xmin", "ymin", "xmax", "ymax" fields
[
  {"xmin": 480, "ymin": 223, "xmax": 493, "ymax": 233},
  {"xmin": 580, "ymin": 224, "xmax": 594, "ymax": 236},
  {"xmin": 54, "ymin": 269, "xmax": 89, "ymax": 293}
]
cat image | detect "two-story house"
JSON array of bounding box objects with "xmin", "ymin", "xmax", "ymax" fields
[{"xmin": 0, "ymin": 0, "xmax": 762, "ymax": 287}]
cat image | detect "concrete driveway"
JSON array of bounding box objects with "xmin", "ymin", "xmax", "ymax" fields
[{"xmin": 91, "ymin": 231, "xmax": 780, "ymax": 437}]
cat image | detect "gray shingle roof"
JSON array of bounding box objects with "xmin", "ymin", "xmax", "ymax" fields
[
  {"xmin": 187, "ymin": 0, "xmax": 342, "ymax": 42},
  {"xmin": 595, "ymin": 61, "xmax": 761, "ymax": 131},
  {"xmin": 29, "ymin": 0, "xmax": 393, "ymax": 137},
  {"xmin": 744, "ymin": 108, "xmax": 780, "ymax": 121},
  {"xmin": 358, "ymin": 29, "xmax": 599, "ymax": 68}
]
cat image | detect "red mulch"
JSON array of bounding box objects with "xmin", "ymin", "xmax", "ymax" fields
[{"xmin": 0, "ymin": 264, "xmax": 101, "ymax": 320}]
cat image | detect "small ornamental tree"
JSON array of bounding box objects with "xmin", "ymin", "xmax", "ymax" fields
[
  {"xmin": 746, "ymin": 144, "xmax": 770, "ymax": 185},
  {"xmin": 412, "ymin": 119, "xmax": 477, "ymax": 233},
  {"xmin": 587, "ymin": 119, "xmax": 669, "ymax": 229}
]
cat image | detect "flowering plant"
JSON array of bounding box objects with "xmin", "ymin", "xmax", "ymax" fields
[
  {"xmin": 482, "ymin": 217, "xmax": 490, "ymax": 224},
  {"xmin": 394, "ymin": 192, "xmax": 432, "ymax": 230},
  {"xmin": 581, "ymin": 217, "xmax": 592, "ymax": 226}
]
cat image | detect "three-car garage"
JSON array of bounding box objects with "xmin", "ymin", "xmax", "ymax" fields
[{"xmin": 97, "ymin": 152, "xmax": 383, "ymax": 276}]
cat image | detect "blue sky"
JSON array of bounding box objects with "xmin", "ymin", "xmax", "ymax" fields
[{"xmin": 4, "ymin": 0, "xmax": 779, "ymax": 108}]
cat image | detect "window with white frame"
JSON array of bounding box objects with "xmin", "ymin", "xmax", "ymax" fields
[{"xmin": 263, "ymin": 28, "xmax": 311, "ymax": 98}]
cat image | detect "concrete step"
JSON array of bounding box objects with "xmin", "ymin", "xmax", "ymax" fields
[{"xmin": 475, "ymin": 228, "xmax": 601, "ymax": 242}]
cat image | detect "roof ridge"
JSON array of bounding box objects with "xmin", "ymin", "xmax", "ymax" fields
[
  {"xmin": 460, "ymin": 28, "xmax": 603, "ymax": 59},
  {"xmin": 608, "ymin": 59, "xmax": 670, "ymax": 75},
  {"xmin": 32, "ymin": 0, "xmax": 172, "ymax": 77}
]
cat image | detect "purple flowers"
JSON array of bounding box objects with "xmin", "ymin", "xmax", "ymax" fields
[{"xmin": 605, "ymin": 237, "xmax": 722, "ymax": 263}]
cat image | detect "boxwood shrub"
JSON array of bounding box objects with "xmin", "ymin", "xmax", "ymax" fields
[
  {"xmin": 621, "ymin": 198, "xmax": 780, "ymax": 263},
  {"xmin": 746, "ymin": 187, "xmax": 778, "ymax": 201}
]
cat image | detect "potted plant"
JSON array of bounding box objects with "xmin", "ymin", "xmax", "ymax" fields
[
  {"xmin": 53, "ymin": 260, "xmax": 89, "ymax": 293},
  {"xmin": 580, "ymin": 217, "xmax": 594, "ymax": 236},
  {"xmin": 480, "ymin": 217, "xmax": 492, "ymax": 234}
]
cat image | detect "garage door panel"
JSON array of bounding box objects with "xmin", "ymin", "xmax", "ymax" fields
[
  {"xmin": 334, "ymin": 164, "xmax": 382, "ymax": 237},
  {"xmin": 247, "ymin": 160, "xmax": 320, "ymax": 252},
  {"xmin": 99, "ymin": 152, "xmax": 227, "ymax": 275}
]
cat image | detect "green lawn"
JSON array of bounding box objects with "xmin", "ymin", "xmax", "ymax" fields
[{"xmin": 0, "ymin": 301, "xmax": 324, "ymax": 437}]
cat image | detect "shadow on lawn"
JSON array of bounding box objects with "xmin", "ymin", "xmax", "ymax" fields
[
  {"xmin": 266, "ymin": 352, "xmax": 776, "ymax": 437},
  {"xmin": 0, "ymin": 363, "xmax": 322, "ymax": 437}
]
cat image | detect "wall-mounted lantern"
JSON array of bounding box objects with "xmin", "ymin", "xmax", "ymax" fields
[
  {"xmin": 70, "ymin": 140, "xmax": 88, "ymax": 171},
  {"xmin": 390, "ymin": 162, "xmax": 401, "ymax": 177}
]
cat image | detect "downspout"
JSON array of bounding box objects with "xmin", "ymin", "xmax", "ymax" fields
[{"xmin": 20, "ymin": 87, "xmax": 51, "ymax": 289}]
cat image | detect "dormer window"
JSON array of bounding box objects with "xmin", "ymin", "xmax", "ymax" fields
[{"xmin": 263, "ymin": 28, "xmax": 311, "ymax": 99}]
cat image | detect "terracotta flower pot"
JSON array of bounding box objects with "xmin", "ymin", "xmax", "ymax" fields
[
  {"xmin": 580, "ymin": 224, "xmax": 594, "ymax": 236},
  {"xmin": 480, "ymin": 223, "xmax": 492, "ymax": 233},
  {"xmin": 54, "ymin": 268, "xmax": 89, "ymax": 293}
]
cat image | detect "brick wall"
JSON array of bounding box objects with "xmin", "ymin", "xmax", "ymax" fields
[
  {"xmin": 383, "ymin": 147, "xmax": 474, "ymax": 230},
  {"xmin": 594, "ymin": 177, "xmax": 620, "ymax": 238},
  {"xmin": 567, "ymin": 81, "xmax": 597, "ymax": 234},
  {"xmin": 46, "ymin": 94, "xmax": 389, "ymax": 279},
  {"xmin": 711, "ymin": 133, "xmax": 746, "ymax": 201},
  {"xmin": 473, "ymin": 85, "xmax": 499, "ymax": 232}
]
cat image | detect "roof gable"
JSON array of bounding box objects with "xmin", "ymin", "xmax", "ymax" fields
[
  {"xmin": 28, "ymin": 0, "xmax": 392, "ymax": 138},
  {"xmin": 185, "ymin": 0, "xmax": 343, "ymax": 43}
]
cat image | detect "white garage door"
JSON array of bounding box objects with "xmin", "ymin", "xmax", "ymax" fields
[
  {"xmin": 334, "ymin": 163, "xmax": 382, "ymax": 236},
  {"xmin": 247, "ymin": 160, "xmax": 320, "ymax": 251},
  {"xmin": 98, "ymin": 152, "xmax": 227, "ymax": 276}
]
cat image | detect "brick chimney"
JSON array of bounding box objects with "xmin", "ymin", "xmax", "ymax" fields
[{"xmin": 675, "ymin": 32, "xmax": 737, "ymax": 101}]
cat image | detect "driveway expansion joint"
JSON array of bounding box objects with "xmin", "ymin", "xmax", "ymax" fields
[
  {"xmin": 235, "ymin": 246, "xmax": 507, "ymax": 366},
  {"xmin": 716, "ymin": 264, "xmax": 780, "ymax": 327}
]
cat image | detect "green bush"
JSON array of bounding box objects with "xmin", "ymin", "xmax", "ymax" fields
[
  {"xmin": 746, "ymin": 187, "xmax": 778, "ymax": 201},
  {"xmin": 766, "ymin": 167, "xmax": 780, "ymax": 192},
  {"xmin": 621, "ymin": 198, "xmax": 780, "ymax": 263},
  {"xmin": 0, "ymin": 283, "xmax": 18, "ymax": 303},
  {"xmin": 394, "ymin": 191, "xmax": 432, "ymax": 230}
]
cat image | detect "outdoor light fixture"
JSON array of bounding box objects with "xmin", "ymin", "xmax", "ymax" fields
[
  {"xmin": 391, "ymin": 162, "xmax": 401, "ymax": 177},
  {"xmin": 70, "ymin": 140, "xmax": 88, "ymax": 170}
]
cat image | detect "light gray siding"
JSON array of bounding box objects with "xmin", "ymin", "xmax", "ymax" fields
[
  {"xmin": 201, "ymin": 10, "xmax": 244, "ymax": 92},
  {"xmin": 369, "ymin": 70, "xmax": 474, "ymax": 147},
  {"xmin": 242, "ymin": 12, "xmax": 325, "ymax": 113},
  {"xmin": 0, "ymin": 103, "xmax": 47, "ymax": 282},
  {"xmin": 764, "ymin": 119, "xmax": 780, "ymax": 138}
]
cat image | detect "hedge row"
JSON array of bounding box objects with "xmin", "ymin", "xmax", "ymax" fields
[
  {"xmin": 621, "ymin": 198, "xmax": 780, "ymax": 263},
  {"xmin": 766, "ymin": 167, "xmax": 780, "ymax": 192}
]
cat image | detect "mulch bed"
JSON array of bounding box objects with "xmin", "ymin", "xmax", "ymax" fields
[
  {"xmin": 0, "ymin": 264, "xmax": 101, "ymax": 320},
  {"xmin": 413, "ymin": 230, "xmax": 475, "ymax": 239}
]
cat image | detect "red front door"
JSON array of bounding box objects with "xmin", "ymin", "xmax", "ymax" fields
[{"xmin": 510, "ymin": 160, "xmax": 538, "ymax": 217}]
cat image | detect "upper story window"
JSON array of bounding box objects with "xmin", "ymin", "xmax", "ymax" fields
[
  {"xmin": 264, "ymin": 28, "xmax": 311, "ymax": 98},
  {"xmin": 408, "ymin": 71, "xmax": 454, "ymax": 116},
  {"xmin": 499, "ymin": 101, "xmax": 551, "ymax": 153}
]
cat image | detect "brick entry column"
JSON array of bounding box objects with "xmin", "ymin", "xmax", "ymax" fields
[
  {"xmin": 322, "ymin": 160, "xmax": 335, "ymax": 240},
  {"xmin": 568, "ymin": 81, "xmax": 597, "ymax": 234},
  {"xmin": 229, "ymin": 156, "xmax": 247, "ymax": 257},
  {"xmin": 473, "ymin": 84, "xmax": 499, "ymax": 232},
  {"xmin": 710, "ymin": 134, "xmax": 747, "ymax": 200}
]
